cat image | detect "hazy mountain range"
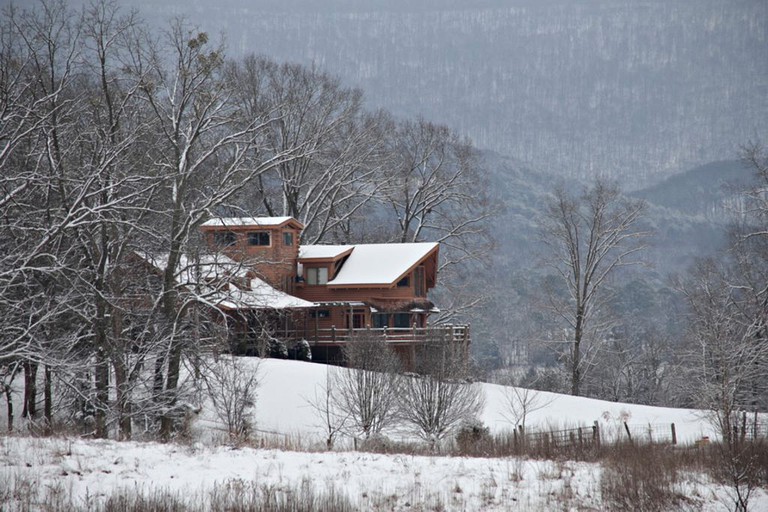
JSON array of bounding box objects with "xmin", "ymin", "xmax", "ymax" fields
[{"xmin": 58, "ymin": 0, "xmax": 768, "ymax": 190}]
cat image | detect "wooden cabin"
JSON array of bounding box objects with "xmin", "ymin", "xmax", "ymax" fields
[{"xmin": 197, "ymin": 216, "xmax": 469, "ymax": 367}]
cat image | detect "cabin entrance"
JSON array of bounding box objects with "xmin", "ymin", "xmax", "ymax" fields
[{"xmin": 346, "ymin": 308, "xmax": 366, "ymax": 330}]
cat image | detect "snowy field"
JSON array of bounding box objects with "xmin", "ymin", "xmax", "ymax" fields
[
  {"xmin": 1, "ymin": 358, "xmax": 766, "ymax": 511},
  {"xmin": 249, "ymin": 359, "xmax": 718, "ymax": 445}
]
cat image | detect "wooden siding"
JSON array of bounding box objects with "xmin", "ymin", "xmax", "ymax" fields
[{"xmin": 202, "ymin": 224, "xmax": 301, "ymax": 291}]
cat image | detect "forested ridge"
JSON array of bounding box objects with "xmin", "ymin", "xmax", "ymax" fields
[{"xmin": 53, "ymin": 0, "xmax": 768, "ymax": 189}]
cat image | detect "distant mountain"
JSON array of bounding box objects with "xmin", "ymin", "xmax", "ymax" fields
[
  {"xmin": 7, "ymin": 0, "xmax": 751, "ymax": 364},
  {"xmin": 47, "ymin": 0, "xmax": 767, "ymax": 189},
  {"xmin": 631, "ymin": 160, "xmax": 756, "ymax": 219}
]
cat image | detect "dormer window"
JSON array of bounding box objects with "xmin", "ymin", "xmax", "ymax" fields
[
  {"xmin": 248, "ymin": 231, "xmax": 270, "ymax": 246},
  {"xmin": 397, "ymin": 275, "xmax": 410, "ymax": 287},
  {"xmin": 283, "ymin": 232, "xmax": 294, "ymax": 246},
  {"xmin": 214, "ymin": 232, "xmax": 237, "ymax": 247},
  {"xmin": 306, "ymin": 267, "xmax": 328, "ymax": 285}
]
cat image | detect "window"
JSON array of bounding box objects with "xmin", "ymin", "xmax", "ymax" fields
[
  {"xmin": 306, "ymin": 267, "xmax": 328, "ymax": 285},
  {"xmin": 397, "ymin": 275, "xmax": 410, "ymax": 287},
  {"xmin": 372, "ymin": 313, "xmax": 389, "ymax": 328},
  {"xmin": 283, "ymin": 232, "xmax": 294, "ymax": 246},
  {"xmin": 393, "ymin": 313, "xmax": 410, "ymax": 328},
  {"xmin": 214, "ymin": 232, "xmax": 237, "ymax": 247},
  {"xmin": 248, "ymin": 231, "xmax": 270, "ymax": 246},
  {"xmin": 310, "ymin": 309, "xmax": 330, "ymax": 319}
]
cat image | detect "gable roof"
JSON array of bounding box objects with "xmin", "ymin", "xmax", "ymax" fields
[
  {"xmin": 298, "ymin": 245, "xmax": 354, "ymax": 261},
  {"xmin": 201, "ymin": 217, "xmax": 303, "ymax": 230},
  {"xmin": 305, "ymin": 242, "xmax": 439, "ymax": 287}
]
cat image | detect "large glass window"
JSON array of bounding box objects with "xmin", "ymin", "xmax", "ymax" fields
[
  {"xmin": 393, "ymin": 313, "xmax": 410, "ymax": 328},
  {"xmin": 306, "ymin": 267, "xmax": 328, "ymax": 285},
  {"xmin": 372, "ymin": 313, "xmax": 389, "ymax": 328},
  {"xmin": 248, "ymin": 231, "xmax": 270, "ymax": 246}
]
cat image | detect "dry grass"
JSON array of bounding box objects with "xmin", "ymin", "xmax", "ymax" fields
[{"xmin": 600, "ymin": 443, "xmax": 694, "ymax": 511}]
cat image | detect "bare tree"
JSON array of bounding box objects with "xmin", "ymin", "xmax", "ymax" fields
[
  {"xmin": 501, "ymin": 382, "xmax": 554, "ymax": 433},
  {"xmin": 122, "ymin": 20, "xmax": 320, "ymax": 438},
  {"xmin": 331, "ymin": 334, "xmax": 401, "ymax": 440},
  {"xmin": 200, "ymin": 355, "xmax": 259, "ymax": 442},
  {"xmin": 678, "ymin": 258, "xmax": 767, "ymax": 512},
  {"xmin": 228, "ymin": 56, "xmax": 388, "ymax": 243},
  {"xmin": 305, "ymin": 369, "xmax": 350, "ymax": 450},
  {"xmin": 375, "ymin": 118, "xmax": 495, "ymax": 325},
  {"xmin": 540, "ymin": 179, "xmax": 647, "ymax": 396},
  {"xmin": 739, "ymin": 141, "xmax": 768, "ymax": 238},
  {"xmin": 397, "ymin": 333, "xmax": 485, "ymax": 450}
]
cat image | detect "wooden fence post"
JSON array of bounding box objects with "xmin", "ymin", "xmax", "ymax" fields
[
  {"xmin": 593, "ymin": 421, "xmax": 600, "ymax": 447},
  {"xmin": 671, "ymin": 423, "xmax": 677, "ymax": 445},
  {"xmin": 624, "ymin": 421, "xmax": 633, "ymax": 443},
  {"xmin": 331, "ymin": 325, "xmax": 336, "ymax": 343}
]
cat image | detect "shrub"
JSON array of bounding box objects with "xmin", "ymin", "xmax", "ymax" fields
[
  {"xmin": 268, "ymin": 339, "xmax": 288, "ymax": 359},
  {"xmin": 294, "ymin": 339, "xmax": 312, "ymax": 361},
  {"xmin": 455, "ymin": 420, "xmax": 492, "ymax": 456}
]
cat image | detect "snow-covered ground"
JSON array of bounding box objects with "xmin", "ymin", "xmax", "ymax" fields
[
  {"xmin": 1, "ymin": 358, "xmax": 766, "ymax": 511},
  {"xmin": 250, "ymin": 359, "xmax": 718, "ymax": 445}
]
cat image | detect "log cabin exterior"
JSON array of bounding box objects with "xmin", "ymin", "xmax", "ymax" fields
[{"xmin": 195, "ymin": 216, "xmax": 469, "ymax": 367}]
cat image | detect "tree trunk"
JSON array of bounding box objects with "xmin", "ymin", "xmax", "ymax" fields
[
  {"xmin": 22, "ymin": 360, "xmax": 38, "ymax": 419},
  {"xmin": 4, "ymin": 385, "xmax": 12, "ymax": 432},
  {"xmin": 44, "ymin": 365, "xmax": 52, "ymax": 434},
  {"xmin": 571, "ymin": 309, "xmax": 583, "ymax": 396},
  {"xmin": 113, "ymin": 359, "xmax": 132, "ymax": 440},
  {"xmin": 94, "ymin": 350, "xmax": 110, "ymax": 438}
]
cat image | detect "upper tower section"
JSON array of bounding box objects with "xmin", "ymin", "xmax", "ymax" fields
[{"xmin": 200, "ymin": 217, "xmax": 303, "ymax": 292}]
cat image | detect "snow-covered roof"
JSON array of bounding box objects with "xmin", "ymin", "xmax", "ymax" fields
[
  {"xmin": 298, "ymin": 245, "xmax": 354, "ymax": 260},
  {"xmin": 326, "ymin": 243, "xmax": 438, "ymax": 286},
  {"xmin": 136, "ymin": 251, "xmax": 314, "ymax": 310},
  {"xmin": 207, "ymin": 279, "xmax": 315, "ymax": 310},
  {"xmin": 137, "ymin": 252, "xmax": 250, "ymax": 284},
  {"xmin": 201, "ymin": 217, "xmax": 298, "ymax": 228}
]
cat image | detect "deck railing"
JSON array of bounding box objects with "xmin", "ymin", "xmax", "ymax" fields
[{"xmin": 280, "ymin": 324, "xmax": 470, "ymax": 346}]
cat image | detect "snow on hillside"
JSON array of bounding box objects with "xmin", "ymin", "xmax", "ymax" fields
[
  {"xmin": 2, "ymin": 358, "xmax": 765, "ymax": 511},
  {"xmin": 239, "ymin": 359, "xmax": 717, "ymax": 445}
]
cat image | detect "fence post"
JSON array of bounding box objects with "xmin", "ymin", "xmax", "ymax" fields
[
  {"xmin": 593, "ymin": 421, "xmax": 600, "ymax": 447},
  {"xmin": 624, "ymin": 421, "xmax": 632, "ymax": 443},
  {"xmin": 741, "ymin": 411, "xmax": 747, "ymax": 442},
  {"xmin": 578, "ymin": 427, "xmax": 583, "ymax": 445},
  {"xmin": 754, "ymin": 411, "xmax": 759, "ymax": 440},
  {"xmin": 671, "ymin": 423, "xmax": 677, "ymax": 445},
  {"xmin": 331, "ymin": 325, "xmax": 336, "ymax": 343}
]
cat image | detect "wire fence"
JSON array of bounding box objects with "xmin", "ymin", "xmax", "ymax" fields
[{"xmin": 513, "ymin": 413, "xmax": 767, "ymax": 451}]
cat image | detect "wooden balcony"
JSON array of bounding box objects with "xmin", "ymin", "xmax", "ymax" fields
[
  {"xmin": 282, "ymin": 324, "xmax": 470, "ymax": 347},
  {"xmin": 286, "ymin": 324, "xmax": 470, "ymax": 368}
]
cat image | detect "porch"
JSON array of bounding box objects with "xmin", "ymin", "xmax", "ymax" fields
[{"xmin": 284, "ymin": 324, "xmax": 471, "ymax": 368}]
